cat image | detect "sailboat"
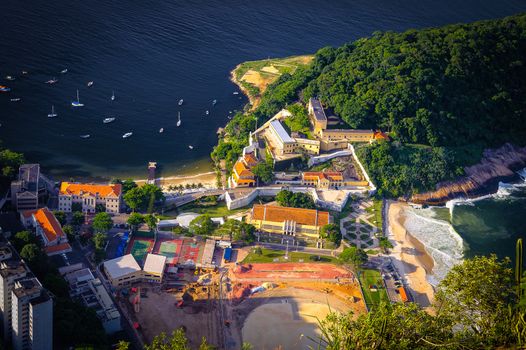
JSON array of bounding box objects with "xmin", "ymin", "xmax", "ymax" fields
[
  {"xmin": 212, "ymin": 99, "xmax": 217, "ymax": 106},
  {"xmin": 10, "ymin": 98, "xmax": 21, "ymax": 102},
  {"xmin": 122, "ymin": 132, "xmax": 133, "ymax": 139},
  {"xmin": 159, "ymin": 128, "xmax": 164, "ymax": 133},
  {"xmin": 71, "ymin": 90, "xmax": 84, "ymax": 107},
  {"xmin": 103, "ymin": 117, "xmax": 116, "ymax": 124},
  {"xmin": 188, "ymin": 145, "xmax": 194, "ymax": 150},
  {"xmin": 80, "ymin": 134, "xmax": 91, "ymax": 139},
  {"xmin": 87, "ymin": 81, "xmax": 94, "ymax": 87},
  {"xmin": 205, "ymin": 110, "xmax": 209, "ymax": 116},
  {"xmin": 111, "ymin": 90, "xmax": 115, "ymax": 101},
  {"xmin": 178, "ymin": 99, "xmax": 184, "ymax": 106},
  {"xmin": 176, "ymin": 112, "xmax": 181, "ymax": 127},
  {"xmin": 60, "ymin": 69, "xmax": 68, "ymax": 74},
  {"xmin": 47, "ymin": 105, "xmax": 57, "ymax": 118}
]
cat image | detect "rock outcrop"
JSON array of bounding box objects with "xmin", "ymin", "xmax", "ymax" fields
[{"xmin": 411, "ymin": 143, "xmax": 526, "ymax": 205}]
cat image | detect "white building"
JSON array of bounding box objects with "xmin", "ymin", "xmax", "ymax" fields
[
  {"xmin": 21, "ymin": 208, "xmax": 72, "ymax": 256},
  {"xmin": 11, "ymin": 278, "xmax": 52, "ymax": 350},
  {"xmin": 58, "ymin": 182, "xmax": 122, "ymax": 214},
  {"xmin": 103, "ymin": 254, "xmax": 142, "ymax": 287},
  {"xmin": 0, "ymin": 259, "xmax": 27, "ymax": 344}
]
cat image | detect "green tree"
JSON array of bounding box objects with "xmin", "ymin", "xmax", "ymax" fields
[
  {"xmin": 320, "ymin": 223, "xmax": 342, "ymax": 245},
  {"xmin": 12, "ymin": 230, "xmax": 38, "ymax": 251},
  {"xmin": 189, "ymin": 215, "xmax": 215, "ymax": 236},
  {"xmin": 112, "ymin": 178, "xmax": 138, "ymax": 194},
  {"xmin": 0, "ymin": 149, "xmax": 25, "ymax": 178},
  {"xmin": 222, "ymin": 219, "xmax": 256, "ymax": 243},
  {"xmin": 275, "ymin": 190, "xmax": 315, "ymax": 209},
  {"xmin": 92, "ymin": 212, "xmax": 113, "ymax": 234},
  {"xmin": 92, "ymin": 232, "xmax": 107, "ymax": 250},
  {"xmin": 124, "ymin": 186, "xmax": 146, "ymax": 212},
  {"xmin": 436, "ymin": 254, "xmax": 515, "ymax": 347},
  {"xmin": 144, "ymin": 214, "xmax": 158, "ymax": 232},
  {"xmin": 116, "ymin": 341, "xmax": 130, "ymax": 350},
  {"xmin": 378, "ymin": 237, "xmax": 393, "ymax": 253},
  {"xmin": 127, "ymin": 212, "xmax": 145, "ymax": 232},
  {"xmin": 20, "ymin": 244, "xmax": 42, "ymax": 265},
  {"xmin": 62, "ymin": 225, "xmax": 75, "ymax": 241},
  {"xmin": 145, "ymin": 329, "xmax": 213, "ymax": 350},
  {"xmin": 339, "ymin": 246, "xmax": 368, "ymax": 270},
  {"xmin": 71, "ymin": 211, "xmax": 84, "ymax": 226},
  {"xmin": 252, "ymin": 162, "xmax": 274, "ymax": 184},
  {"xmin": 53, "ymin": 211, "xmax": 67, "ymax": 226}
]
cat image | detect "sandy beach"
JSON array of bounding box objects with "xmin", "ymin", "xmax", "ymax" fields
[
  {"xmin": 135, "ymin": 171, "xmax": 218, "ymax": 189},
  {"xmin": 387, "ymin": 201, "xmax": 435, "ymax": 311}
]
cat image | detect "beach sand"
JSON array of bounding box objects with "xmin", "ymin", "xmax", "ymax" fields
[
  {"xmin": 387, "ymin": 201, "xmax": 435, "ymax": 311},
  {"xmin": 135, "ymin": 171, "xmax": 218, "ymax": 189}
]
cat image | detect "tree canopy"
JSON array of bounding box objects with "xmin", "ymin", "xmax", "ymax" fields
[
  {"xmin": 91, "ymin": 212, "xmax": 113, "ymax": 234},
  {"xmin": 320, "ymin": 223, "xmax": 342, "ymax": 245},
  {"xmin": 338, "ymin": 246, "xmax": 368, "ymax": 269},
  {"xmin": 189, "ymin": 215, "xmax": 215, "ymax": 236},
  {"xmin": 124, "ymin": 184, "xmax": 165, "ymax": 212},
  {"xmin": 275, "ymin": 190, "xmax": 315, "ymax": 209}
]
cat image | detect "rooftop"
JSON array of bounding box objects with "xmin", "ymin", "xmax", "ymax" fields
[
  {"xmin": 143, "ymin": 254, "xmax": 166, "ymax": 275},
  {"xmin": 323, "ymin": 129, "xmax": 374, "ymax": 134},
  {"xmin": 233, "ymin": 159, "xmax": 254, "ymax": 178},
  {"xmin": 251, "ymin": 204, "xmax": 330, "ymax": 227},
  {"xmin": 60, "ymin": 182, "xmax": 122, "ymax": 197},
  {"xmin": 309, "ymin": 98, "xmax": 327, "ymax": 122},
  {"xmin": 44, "ymin": 242, "xmax": 72, "ymax": 255},
  {"xmin": 18, "ymin": 164, "xmax": 40, "ymax": 190},
  {"xmin": 0, "ymin": 259, "xmax": 26, "ymax": 278},
  {"xmin": 270, "ymin": 120, "xmax": 295, "ymax": 144},
  {"xmin": 243, "ymin": 153, "xmax": 258, "ymax": 167},
  {"xmin": 303, "ymin": 171, "xmax": 344, "ymax": 181},
  {"xmin": 33, "ymin": 207, "xmax": 66, "ymax": 243},
  {"xmin": 13, "ymin": 278, "xmax": 43, "ymax": 299},
  {"xmin": 103, "ymin": 254, "xmax": 141, "ymax": 279}
]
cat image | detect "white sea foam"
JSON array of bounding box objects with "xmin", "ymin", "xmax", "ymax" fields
[{"xmin": 403, "ymin": 207, "xmax": 464, "ymax": 286}]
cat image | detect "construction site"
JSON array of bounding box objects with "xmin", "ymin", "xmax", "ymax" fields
[{"xmin": 114, "ymin": 255, "xmax": 366, "ymax": 349}]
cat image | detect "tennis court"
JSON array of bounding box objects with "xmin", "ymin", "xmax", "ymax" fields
[
  {"xmin": 178, "ymin": 241, "xmax": 203, "ymax": 266},
  {"xmin": 128, "ymin": 238, "xmax": 153, "ymax": 263}
]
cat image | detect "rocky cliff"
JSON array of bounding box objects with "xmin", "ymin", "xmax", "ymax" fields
[{"xmin": 410, "ymin": 143, "xmax": 526, "ymax": 205}]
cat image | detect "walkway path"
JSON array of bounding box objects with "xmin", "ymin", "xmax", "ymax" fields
[{"xmin": 340, "ymin": 199, "xmax": 379, "ymax": 249}]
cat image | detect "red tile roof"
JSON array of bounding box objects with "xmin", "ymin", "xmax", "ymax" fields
[
  {"xmin": 302, "ymin": 171, "xmax": 343, "ymax": 181},
  {"xmin": 243, "ymin": 153, "xmax": 258, "ymax": 167},
  {"xmin": 251, "ymin": 204, "xmax": 330, "ymax": 227},
  {"xmin": 44, "ymin": 243, "xmax": 72, "ymax": 255},
  {"xmin": 33, "ymin": 208, "xmax": 65, "ymax": 243},
  {"xmin": 60, "ymin": 182, "xmax": 122, "ymax": 197}
]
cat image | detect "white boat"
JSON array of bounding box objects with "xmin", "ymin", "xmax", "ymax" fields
[
  {"xmin": 47, "ymin": 105, "xmax": 57, "ymax": 118},
  {"xmin": 103, "ymin": 117, "xmax": 116, "ymax": 124},
  {"xmin": 212, "ymin": 99, "xmax": 217, "ymax": 106},
  {"xmin": 205, "ymin": 110, "xmax": 209, "ymax": 116},
  {"xmin": 111, "ymin": 90, "xmax": 115, "ymax": 101},
  {"xmin": 122, "ymin": 132, "xmax": 133, "ymax": 139},
  {"xmin": 45, "ymin": 77, "xmax": 58, "ymax": 84},
  {"xmin": 159, "ymin": 128, "xmax": 164, "ymax": 133},
  {"xmin": 71, "ymin": 90, "xmax": 84, "ymax": 107},
  {"xmin": 188, "ymin": 145, "xmax": 194, "ymax": 150},
  {"xmin": 60, "ymin": 69, "xmax": 68, "ymax": 74},
  {"xmin": 10, "ymin": 98, "xmax": 21, "ymax": 102},
  {"xmin": 87, "ymin": 81, "xmax": 94, "ymax": 87},
  {"xmin": 80, "ymin": 134, "xmax": 91, "ymax": 139},
  {"xmin": 21, "ymin": 71, "xmax": 28, "ymax": 75},
  {"xmin": 178, "ymin": 99, "xmax": 183, "ymax": 106},
  {"xmin": 176, "ymin": 112, "xmax": 181, "ymax": 127},
  {"xmin": 5, "ymin": 76, "xmax": 15, "ymax": 81},
  {"xmin": 233, "ymin": 91, "xmax": 239, "ymax": 95}
]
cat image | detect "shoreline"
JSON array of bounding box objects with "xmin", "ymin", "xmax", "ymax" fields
[
  {"xmin": 230, "ymin": 63, "xmax": 259, "ymax": 110},
  {"xmin": 135, "ymin": 171, "xmax": 217, "ymax": 189},
  {"xmin": 386, "ymin": 201, "xmax": 435, "ymax": 311}
]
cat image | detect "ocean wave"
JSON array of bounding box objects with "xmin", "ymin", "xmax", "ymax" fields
[{"xmin": 403, "ymin": 207, "xmax": 464, "ymax": 286}]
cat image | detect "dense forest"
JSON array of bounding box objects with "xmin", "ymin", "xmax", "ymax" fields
[{"xmin": 215, "ymin": 13, "xmax": 526, "ymax": 196}]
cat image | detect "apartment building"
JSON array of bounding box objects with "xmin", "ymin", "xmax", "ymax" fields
[
  {"xmin": 11, "ymin": 278, "xmax": 52, "ymax": 350},
  {"xmin": 10, "ymin": 164, "xmax": 44, "ymax": 212},
  {"xmin": 0, "ymin": 259, "xmax": 27, "ymax": 342},
  {"xmin": 58, "ymin": 182, "xmax": 122, "ymax": 214}
]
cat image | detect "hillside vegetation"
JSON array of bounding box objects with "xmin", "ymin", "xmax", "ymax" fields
[{"xmin": 216, "ymin": 13, "xmax": 526, "ymax": 196}]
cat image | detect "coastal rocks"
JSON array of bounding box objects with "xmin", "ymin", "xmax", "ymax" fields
[{"xmin": 411, "ymin": 143, "xmax": 526, "ymax": 205}]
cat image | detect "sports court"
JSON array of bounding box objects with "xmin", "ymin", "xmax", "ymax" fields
[
  {"xmin": 126, "ymin": 237, "xmax": 154, "ymax": 264},
  {"xmin": 178, "ymin": 241, "xmax": 203, "ymax": 266},
  {"xmin": 152, "ymin": 238, "xmax": 183, "ymax": 265}
]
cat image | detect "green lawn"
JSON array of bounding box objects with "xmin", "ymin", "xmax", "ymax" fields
[
  {"xmin": 358, "ymin": 269, "xmax": 389, "ymax": 308},
  {"xmin": 242, "ymin": 248, "xmax": 338, "ymax": 264},
  {"xmin": 366, "ymin": 199, "xmax": 383, "ymax": 232}
]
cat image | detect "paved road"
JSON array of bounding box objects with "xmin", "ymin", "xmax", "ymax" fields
[{"xmin": 254, "ymin": 241, "xmax": 337, "ymax": 257}]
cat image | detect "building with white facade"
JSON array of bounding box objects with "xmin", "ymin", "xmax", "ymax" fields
[
  {"xmin": 20, "ymin": 208, "xmax": 72, "ymax": 256},
  {"xmin": 58, "ymin": 182, "xmax": 122, "ymax": 214}
]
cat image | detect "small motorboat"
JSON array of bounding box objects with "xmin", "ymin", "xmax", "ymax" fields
[
  {"xmin": 212, "ymin": 99, "xmax": 217, "ymax": 106},
  {"xmin": 10, "ymin": 98, "xmax": 21, "ymax": 102},
  {"xmin": 111, "ymin": 90, "xmax": 115, "ymax": 101},
  {"xmin": 45, "ymin": 77, "xmax": 58, "ymax": 84},
  {"xmin": 21, "ymin": 71, "xmax": 28, "ymax": 75},
  {"xmin": 159, "ymin": 128, "xmax": 164, "ymax": 133},
  {"xmin": 60, "ymin": 69, "xmax": 68, "ymax": 74},
  {"xmin": 5, "ymin": 76, "xmax": 15, "ymax": 81},
  {"xmin": 71, "ymin": 89, "xmax": 84, "ymax": 107},
  {"xmin": 176, "ymin": 112, "xmax": 181, "ymax": 127},
  {"xmin": 178, "ymin": 99, "xmax": 183, "ymax": 106},
  {"xmin": 188, "ymin": 145, "xmax": 194, "ymax": 150},
  {"xmin": 103, "ymin": 117, "xmax": 116, "ymax": 124},
  {"xmin": 122, "ymin": 132, "xmax": 133, "ymax": 139},
  {"xmin": 233, "ymin": 91, "xmax": 239, "ymax": 95},
  {"xmin": 48, "ymin": 105, "xmax": 57, "ymax": 118},
  {"xmin": 205, "ymin": 110, "xmax": 209, "ymax": 116},
  {"xmin": 0, "ymin": 86, "xmax": 11, "ymax": 92},
  {"xmin": 87, "ymin": 81, "xmax": 94, "ymax": 87},
  {"xmin": 80, "ymin": 134, "xmax": 91, "ymax": 139}
]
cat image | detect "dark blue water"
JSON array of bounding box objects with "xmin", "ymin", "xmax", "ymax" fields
[{"xmin": 1, "ymin": 0, "xmax": 525, "ymax": 181}]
